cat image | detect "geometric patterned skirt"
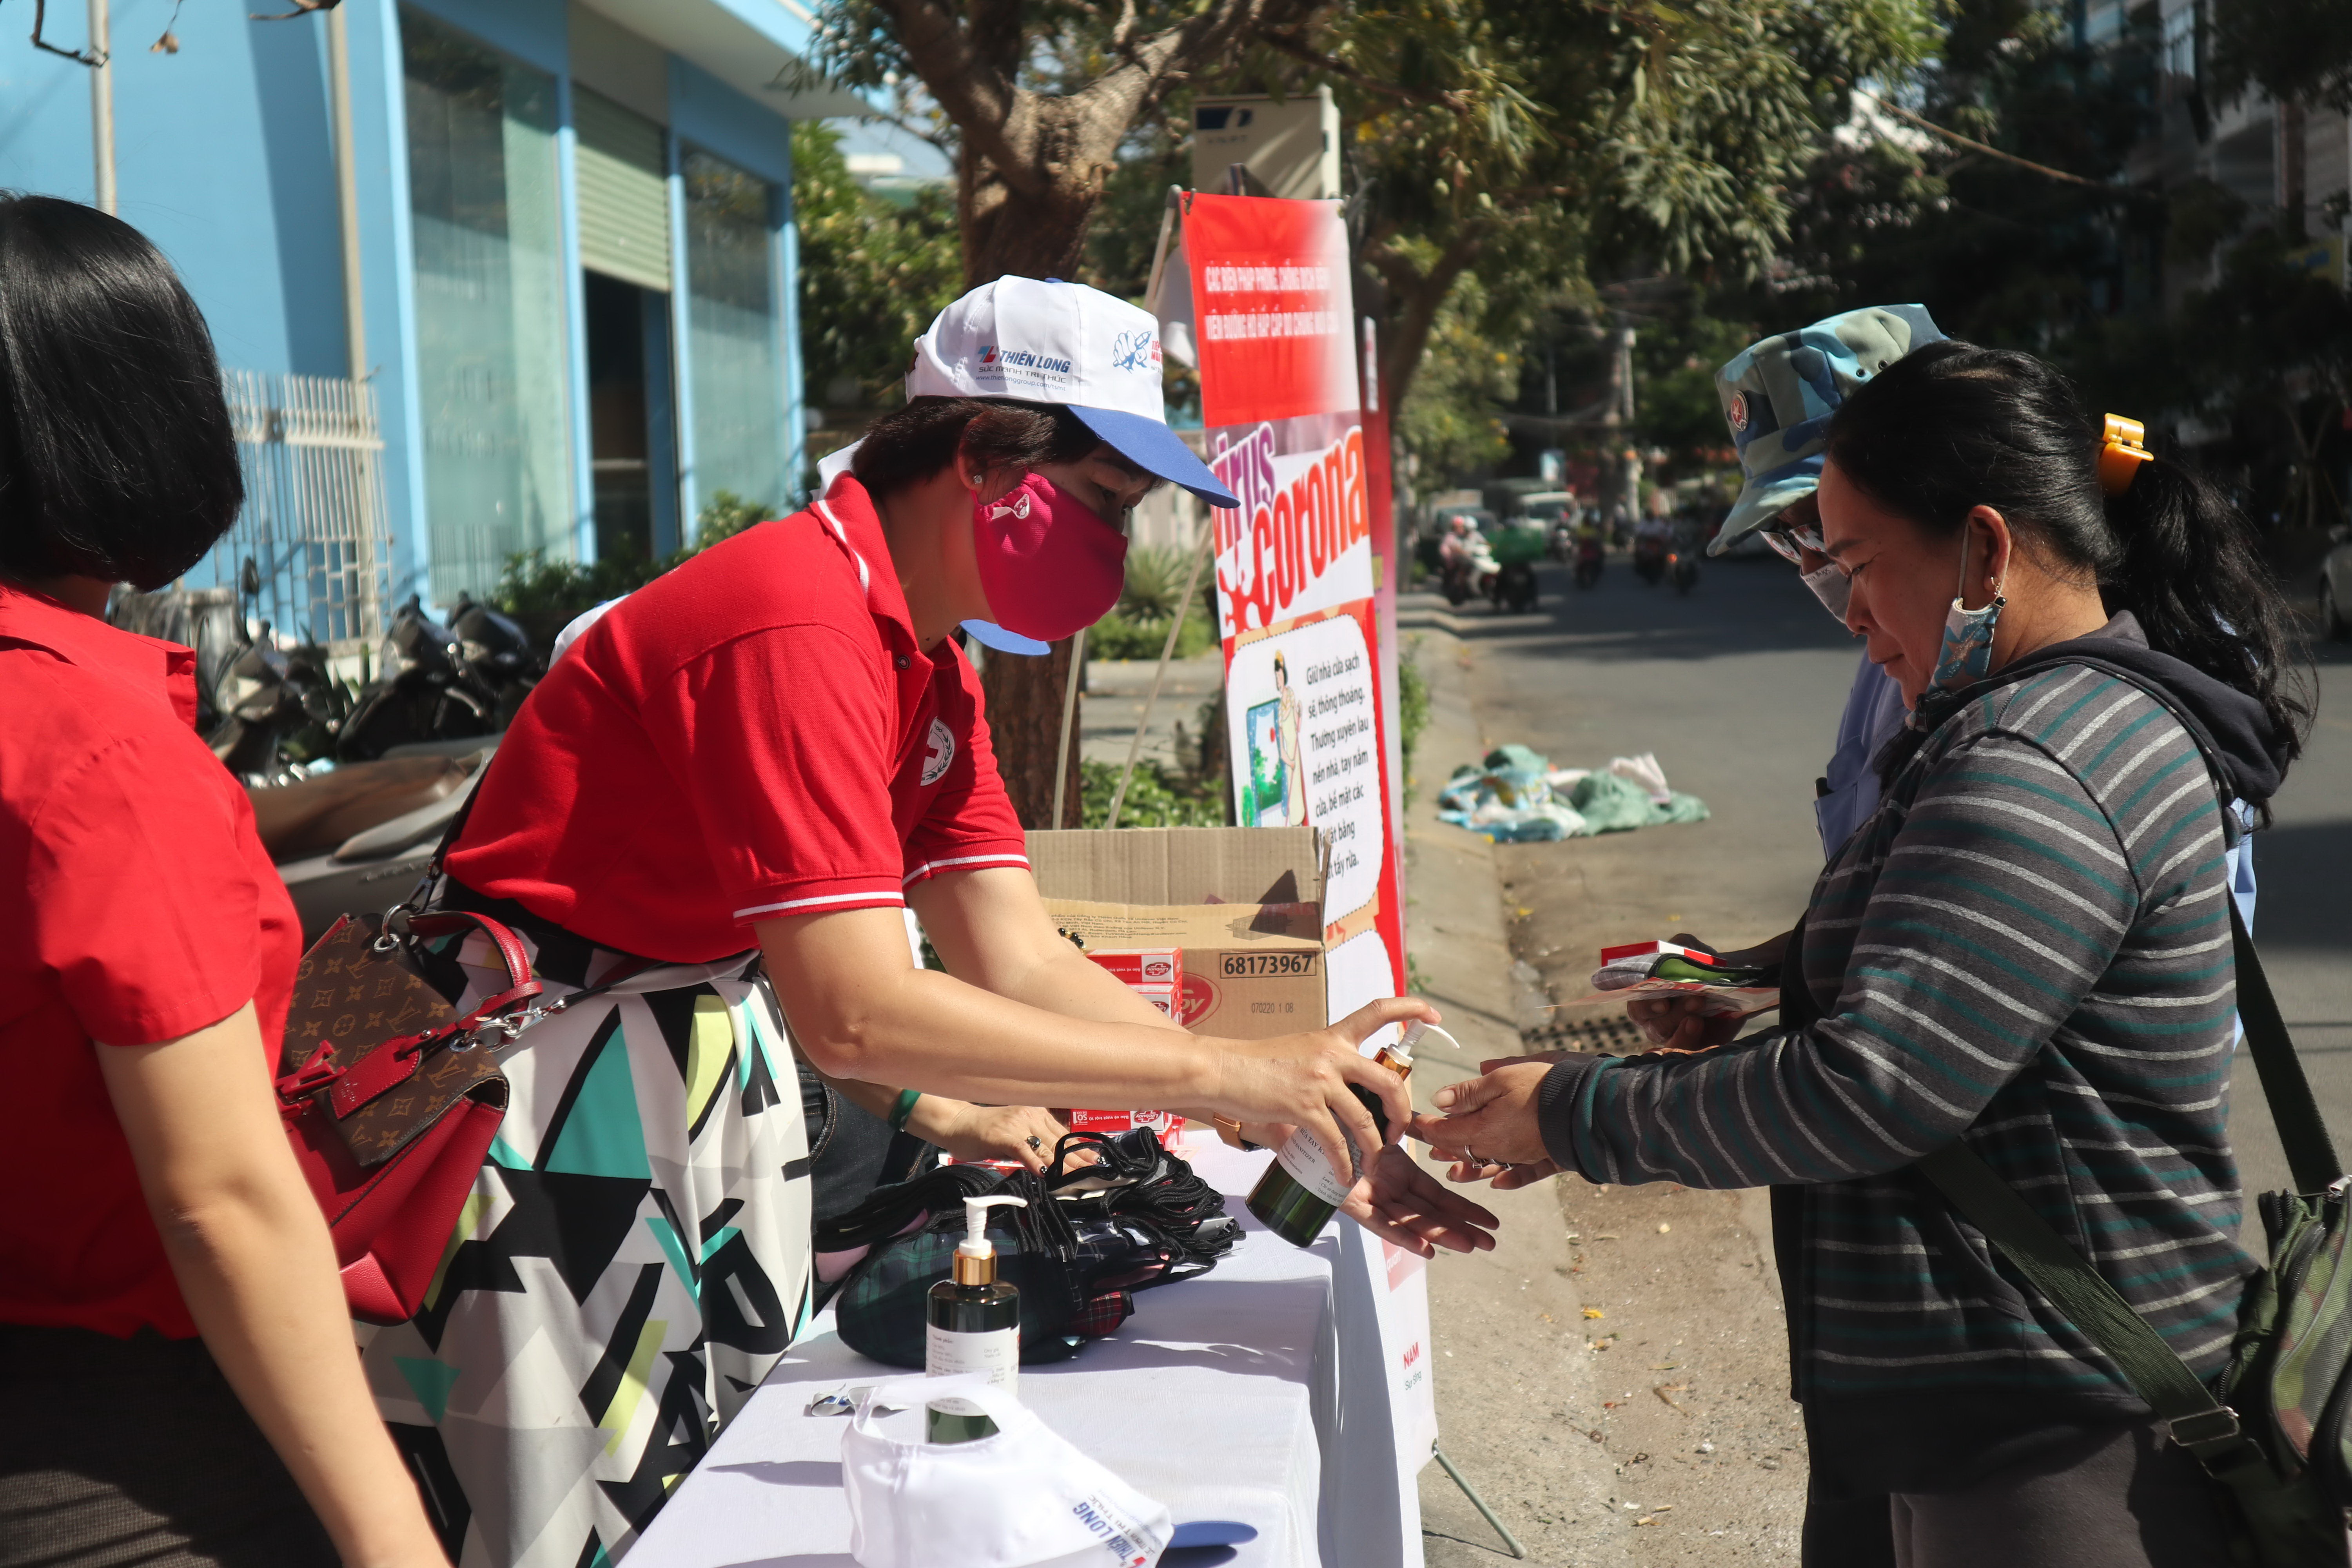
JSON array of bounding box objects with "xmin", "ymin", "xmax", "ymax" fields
[{"xmin": 356, "ymin": 935, "xmax": 811, "ymax": 1568}]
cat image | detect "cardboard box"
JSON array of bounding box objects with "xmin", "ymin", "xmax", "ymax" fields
[{"xmin": 1030, "ymin": 827, "xmax": 1328, "ymax": 1041}]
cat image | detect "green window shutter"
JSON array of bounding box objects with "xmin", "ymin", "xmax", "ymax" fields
[{"xmin": 574, "ymin": 89, "xmax": 670, "ymax": 293}]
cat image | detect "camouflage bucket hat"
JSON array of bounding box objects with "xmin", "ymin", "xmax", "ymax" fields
[{"xmin": 1709, "ymin": 304, "xmax": 1945, "ymax": 556}]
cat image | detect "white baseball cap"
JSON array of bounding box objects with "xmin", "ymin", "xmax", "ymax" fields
[{"xmin": 908, "ymin": 276, "xmax": 1238, "ymax": 510}]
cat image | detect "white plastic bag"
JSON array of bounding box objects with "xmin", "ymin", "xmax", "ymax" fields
[
  {"xmin": 1608, "ymin": 751, "xmax": 1674, "ymax": 804},
  {"xmin": 843, "ymin": 1374, "xmax": 1171, "ymax": 1568}
]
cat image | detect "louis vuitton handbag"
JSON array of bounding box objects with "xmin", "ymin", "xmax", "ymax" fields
[{"xmin": 272, "ymin": 908, "xmax": 544, "ymax": 1323}]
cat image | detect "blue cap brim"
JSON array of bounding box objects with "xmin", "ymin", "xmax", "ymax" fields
[
  {"xmin": 1067, "ymin": 405, "xmax": 1240, "ymax": 508},
  {"xmin": 961, "ymin": 619, "xmax": 1051, "ymax": 655}
]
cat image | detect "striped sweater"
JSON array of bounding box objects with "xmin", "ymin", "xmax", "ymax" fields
[{"xmin": 1537, "ymin": 661, "xmax": 2255, "ymax": 1412}]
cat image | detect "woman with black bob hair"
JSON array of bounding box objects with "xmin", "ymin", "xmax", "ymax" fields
[
  {"xmin": 1421, "ymin": 339, "xmax": 2307, "ymax": 1566},
  {"xmin": 0, "ymin": 194, "xmax": 446, "ymax": 1565}
]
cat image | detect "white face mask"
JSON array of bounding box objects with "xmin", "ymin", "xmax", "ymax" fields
[
  {"xmin": 1765, "ymin": 517, "xmax": 1851, "ymax": 622},
  {"xmin": 1799, "ymin": 560, "xmax": 1851, "ymax": 620}
]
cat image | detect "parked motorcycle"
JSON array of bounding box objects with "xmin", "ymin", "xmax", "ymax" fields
[
  {"xmin": 1573, "ymin": 532, "xmax": 1604, "ymax": 590},
  {"xmin": 337, "ymin": 594, "xmax": 541, "ymax": 762}
]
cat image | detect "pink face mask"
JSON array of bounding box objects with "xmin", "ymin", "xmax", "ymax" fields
[{"xmin": 969, "ymin": 472, "xmax": 1129, "ymax": 644}]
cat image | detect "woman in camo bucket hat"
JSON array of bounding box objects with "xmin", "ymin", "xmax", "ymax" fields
[{"xmin": 1710, "ymin": 304, "xmax": 1945, "ymax": 556}]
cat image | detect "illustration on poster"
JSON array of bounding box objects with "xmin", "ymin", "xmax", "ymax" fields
[
  {"xmin": 1225, "ymin": 614, "xmax": 1383, "ymax": 915},
  {"xmin": 1241, "ymin": 653, "xmax": 1308, "ymax": 828},
  {"xmin": 1209, "ymin": 423, "xmax": 1370, "ymax": 635}
]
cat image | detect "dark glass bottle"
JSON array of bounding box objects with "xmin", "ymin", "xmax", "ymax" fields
[{"xmin": 1247, "ymin": 1027, "xmax": 1423, "ymax": 1248}]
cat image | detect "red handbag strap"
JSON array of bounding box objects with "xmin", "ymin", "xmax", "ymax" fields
[{"xmin": 387, "ymin": 908, "xmax": 535, "ymax": 996}]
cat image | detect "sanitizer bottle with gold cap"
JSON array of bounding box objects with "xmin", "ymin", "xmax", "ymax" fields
[
  {"xmin": 1247, "ymin": 1021, "xmax": 1446, "ymax": 1248},
  {"xmin": 924, "ymin": 1194, "xmax": 1026, "ymax": 1443}
]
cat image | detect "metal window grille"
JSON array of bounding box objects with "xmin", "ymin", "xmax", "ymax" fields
[{"xmin": 220, "ymin": 369, "xmax": 392, "ymax": 646}]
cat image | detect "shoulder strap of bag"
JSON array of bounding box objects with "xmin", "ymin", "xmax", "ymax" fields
[
  {"xmin": 2227, "ymin": 900, "xmax": 2342, "ymax": 1193},
  {"xmin": 1911, "ymin": 654, "xmax": 2341, "ymax": 1478},
  {"xmin": 1914, "ymin": 1141, "xmax": 2267, "ymax": 1472}
]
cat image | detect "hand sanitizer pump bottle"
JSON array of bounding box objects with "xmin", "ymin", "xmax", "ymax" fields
[
  {"xmin": 1247, "ymin": 1021, "xmax": 1443, "ymax": 1247},
  {"xmin": 925, "ymin": 1194, "xmax": 1026, "ymax": 1443}
]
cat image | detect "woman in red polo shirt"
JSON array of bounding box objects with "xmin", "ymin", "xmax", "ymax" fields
[
  {"xmin": 377, "ymin": 278, "xmax": 1497, "ymax": 1565},
  {"xmin": 0, "ymin": 198, "xmax": 444, "ymax": 1566}
]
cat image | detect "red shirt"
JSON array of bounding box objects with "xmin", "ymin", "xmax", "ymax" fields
[
  {"xmin": 0, "ymin": 584, "xmax": 301, "ymax": 1339},
  {"xmin": 449, "ymin": 476, "xmax": 1029, "ymax": 962}
]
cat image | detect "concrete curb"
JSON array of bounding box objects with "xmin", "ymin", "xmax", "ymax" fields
[{"xmin": 1404, "ymin": 624, "xmax": 1634, "ymax": 1568}]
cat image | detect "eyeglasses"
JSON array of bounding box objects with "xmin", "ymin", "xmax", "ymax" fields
[{"xmin": 1760, "ymin": 519, "xmax": 1828, "ymax": 567}]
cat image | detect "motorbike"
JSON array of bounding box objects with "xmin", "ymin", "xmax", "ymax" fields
[
  {"xmin": 1492, "ymin": 559, "xmax": 1539, "ymax": 612},
  {"xmin": 1573, "ymin": 532, "xmax": 1604, "ymax": 590},
  {"xmin": 1632, "ymin": 532, "xmax": 1668, "ymax": 586},
  {"xmin": 336, "ymin": 594, "xmax": 541, "ymax": 762},
  {"xmin": 1441, "ymin": 537, "xmax": 1503, "ymax": 607},
  {"xmin": 1668, "ymin": 547, "xmax": 1700, "ymax": 595}
]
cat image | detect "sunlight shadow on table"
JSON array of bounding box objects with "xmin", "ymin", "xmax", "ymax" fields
[{"xmin": 709, "ymin": 1460, "xmax": 843, "ymax": 1489}]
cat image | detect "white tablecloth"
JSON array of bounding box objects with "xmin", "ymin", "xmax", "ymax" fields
[{"xmin": 625, "ymin": 1143, "xmax": 1361, "ymax": 1568}]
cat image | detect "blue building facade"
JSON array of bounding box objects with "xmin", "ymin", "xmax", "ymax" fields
[{"xmin": 0, "ymin": 0, "xmax": 853, "ymax": 615}]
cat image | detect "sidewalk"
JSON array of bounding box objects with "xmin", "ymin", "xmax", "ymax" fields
[
  {"xmin": 1079, "ymin": 653, "xmax": 1223, "ymax": 771},
  {"xmin": 1403, "ymin": 613, "xmax": 1808, "ymax": 1565}
]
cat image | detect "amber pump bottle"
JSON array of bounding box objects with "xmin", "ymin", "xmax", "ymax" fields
[
  {"xmin": 1247, "ymin": 1021, "xmax": 1449, "ymax": 1248},
  {"xmin": 924, "ymin": 1194, "xmax": 1026, "ymax": 1443}
]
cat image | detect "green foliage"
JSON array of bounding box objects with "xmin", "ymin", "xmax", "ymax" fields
[
  {"xmin": 1084, "ymin": 544, "xmax": 1217, "ymax": 661},
  {"xmin": 1115, "ymin": 544, "xmax": 1210, "ymax": 623},
  {"xmin": 1747, "ymin": 0, "xmax": 2349, "ymax": 539},
  {"xmin": 1397, "ymin": 282, "xmax": 1515, "ymax": 493},
  {"xmin": 695, "ymin": 490, "xmax": 769, "ymax": 549},
  {"xmin": 1762, "ymin": 0, "xmax": 2160, "ymax": 347},
  {"xmin": 491, "ymin": 552, "xmax": 662, "ymax": 650},
  {"xmin": 1087, "ymin": 610, "xmax": 1217, "ymax": 661},
  {"xmin": 494, "ymin": 493, "xmax": 779, "ymax": 648},
  {"xmin": 1632, "ymin": 309, "xmax": 1768, "ymax": 474},
  {"xmin": 1078, "ymin": 758, "xmax": 1227, "ymax": 828},
  {"xmin": 2208, "ymin": 0, "xmax": 2352, "ymax": 116},
  {"xmin": 792, "ymin": 121, "xmax": 962, "ymax": 409},
  {"xmin": 1396, "ymin": 636, "xmax": 1430, "ymax": 806}
]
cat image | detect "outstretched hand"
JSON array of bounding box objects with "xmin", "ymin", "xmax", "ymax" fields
[
  {"xmin": 1408, "ymin": 1059, "xmax": 1555, "ymax": 1173},
  {"xmin": 1340, "ymin": 1143, "xmax": 1501, "ymax": 1256}
]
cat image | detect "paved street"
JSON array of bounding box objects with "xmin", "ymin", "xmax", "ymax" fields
[{"xmin": 1404, "ymin": 550, "xmax": 2349, "ymax": 1563}]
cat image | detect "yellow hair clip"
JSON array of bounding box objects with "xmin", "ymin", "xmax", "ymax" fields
[{"xmin": 2098, "ymin": 413, "xmax": 2152, "ymax": 495}]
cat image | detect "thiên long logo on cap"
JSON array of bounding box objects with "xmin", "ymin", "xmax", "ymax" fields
[{"xmin": 973, "ymin": 343, "xmax": 1074, "ymax": 374}]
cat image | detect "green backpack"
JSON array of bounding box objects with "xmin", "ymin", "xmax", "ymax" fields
[{"xmin": 1917, "ymin": 656, "xmax": 2350, "ymax": 1568}]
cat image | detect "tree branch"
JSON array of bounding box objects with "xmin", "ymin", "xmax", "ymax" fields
[
  {"xmin": 873, "ymin": 0, "xmax": 1037, "ymax": 196},
  {"xmin": 1846, "ymin": 83, "xmax": 2122, "ymax": 195},
  {"xmin": 1251, "ymin": 27, "xmax": 1470, "ymax": 112}
]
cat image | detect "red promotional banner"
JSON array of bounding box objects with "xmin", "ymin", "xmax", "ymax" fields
[{"xmin": 1185, "ymin": 193, "xmax": 1406, "ymax": 1007}]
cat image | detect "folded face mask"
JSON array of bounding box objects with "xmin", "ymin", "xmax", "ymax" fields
[{"xmin": 844, "ymin": 1373, "xmax": 1172, "ymax": 1568}]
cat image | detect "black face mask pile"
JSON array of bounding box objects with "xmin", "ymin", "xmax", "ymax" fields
[{"xmin": 817, "ymin": 1129, "xmax": 1241, "ymax": 1369}]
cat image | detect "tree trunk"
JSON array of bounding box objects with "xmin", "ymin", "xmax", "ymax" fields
[
  {"xmin": 958, "ymin": 103, "xmax": 1125, "ymax": 285},
  {"xmin": 1373, "ymin": 234, "xmax": 1484, "ymax": 416},
  {"xmin": 979, "ymin": 636, "xmax": 1086, "ymax": 829},
  {"xmin": 2279, "ymin": 97, "xmax": 2308, "ymax": 243},
  {"xmin": 873, "ymin": 0, "xmax": 1330, "ymax": 828}
]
